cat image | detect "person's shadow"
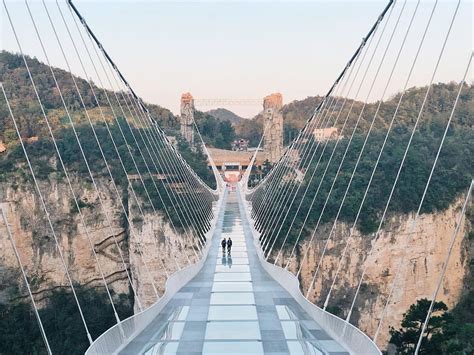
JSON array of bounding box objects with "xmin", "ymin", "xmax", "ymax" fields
[
  {"xmin": 221, "ymin": 251, "xmax": 227, "ymax": 266},
  {"xmin": 227, "ymin": 256, "xmax": 232, "ymax": 269}
]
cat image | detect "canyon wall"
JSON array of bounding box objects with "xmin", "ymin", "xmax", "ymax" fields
[
  {"xmin": 279, "ymin": 196, "xmax": 471, "ymax": 348},
  {"xmin": 0, "ymin": 176, "xmax": 196, "ymax": 312}
]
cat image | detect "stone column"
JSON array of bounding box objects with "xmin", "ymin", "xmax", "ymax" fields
[
  {"xmin": 180, "ymin": 92, "xmax": 195, "ymax": 145},
  {"xmin": 263, "ymin": 93, "xmax": 283, "ymax": 163}
]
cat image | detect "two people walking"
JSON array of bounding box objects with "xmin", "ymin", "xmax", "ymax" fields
[{"xmin": 221, "ymin": 236, "xmax": 232, "ymax": 254}]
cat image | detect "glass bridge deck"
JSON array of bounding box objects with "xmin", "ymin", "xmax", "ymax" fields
[{"xmin": 120, "ymin": 192, "xmax": 348, "ymax": 355}]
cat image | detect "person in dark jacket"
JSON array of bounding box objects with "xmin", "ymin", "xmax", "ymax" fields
[
  {"xmin": 221, "ymin": 237, "xmax": 227, "ymax": 253},
  {"xmin": 226, "ymin": 237, "xmax": 232, "ymax": 254}
]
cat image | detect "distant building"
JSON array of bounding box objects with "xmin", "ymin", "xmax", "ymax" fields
[
  {"xmin": 0, "ymin": 141, "xmax": 6, "ymax": 153},
  {"xmin": 313, "ymin": 127, "xmax": 339, "ymax": 141},
  {"xmin": 232, "ymin": 138, "xmax": 249, "ymax": 151}
]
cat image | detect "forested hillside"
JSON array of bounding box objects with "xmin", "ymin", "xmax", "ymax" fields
[
  {"xmin": 258, "ymin": 83, "xmax": 473, "ymax": 243},
  {"xmin": 0, "ymin": 51, "xmax": 177, "ymax": 141},
  {"xmin": 0, "ymin": 51, "xmax": 215, "ymax": 213},
  {"xmin": 233, "ymin": 83, "xmax": 473, "ymax": 145},
  {"xmin": 194, "ymin": 110, "xmax": 236, "ymax": 149},
  {"xmin": 0, "ymin": 51, "xmax": 238, "ymax": 151}
]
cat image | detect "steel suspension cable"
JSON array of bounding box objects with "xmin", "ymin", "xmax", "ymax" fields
[
  {"xmin": 273, "ymin": 35, "xmax": 371, "ymax": 266},
  {"xmin": 323, "ymin": 0, "xmax": 422, "ymax": 309},
  {"xmin": 53, "ymin": 0, "xmax": 179, "ymax": 274},
  {"xmin": 25, "ymin": 0, "xmax": 131, "ymax": 323},
  {"xmin": 41, "ymin": 0, "xmax": 160, "ymax": 299},
  {"xmin": 0, "ymin": 51, "xmax": 92, "ymax": 344},
  {"xmin": 304, "ymin": 0, "xmax": 408, "ymax": 298},
  {"xmin": 345, "ymin": 0, "xmax": 454, "ymax": 327},
  {"xmin": 260, "ymin": 81, "xmax": 352, "ymax": 253},
  {"xmin": 65, "ymin": 4, "xmax": 194, "ymax": 265},
  {"xmin": 67, "ymin": 0, "xmax": 217, "ymax": 203},
  {"xmin": 325, "ymin": 0, "xmax": 440, "ymax": 319},
  {"xmin": 251, "ymin": 91, "xmax": 337, "ymax": 225},
  {"xmin": 61, "ymin": 1, "xmax": 189, "ymax": 270},
  {"xmin": 259, "ymin": 98, "xmax": 335, "ymax": 249},
  {"xmin": 284, "ymin": 4, "xmax": 394, "ymax": 273},
  {"xmin": 296, "ymin": 3, "xmax": 400, "ymax": 283},
  {"xmin": 125, "ymin": 91, "xmax": 210, "ymax": 245},
  {"xmin": 372, "ymin": 31, "xmax": 465, "ymax": 341},
  {"xmin": 240, "ymin": 118, "xmax": 272, "ymax": 190},
  {"xmin": 120, "ymin": 82, "xmax": 206, "ymax": 251},
  {"xmin": 254, "ymin": 96, "xmax": 333, "ymax": 234},
  {"xmin": 247, "ymin": 0, "xmax": 394, "ymax": 200},
  {"xmin": 266, "ymin": 49, "xmax": 363, "ymax": 260},
  {"xmin": 262, "ymin": 0, "xmax": 394, "ymax": 265},
  {"xmin": 66, "ymin": 0, "xmax": 216, "ymax": 244}
]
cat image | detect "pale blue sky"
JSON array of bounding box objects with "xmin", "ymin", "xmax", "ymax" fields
[{"xmin": 1, "ymin": 0, "xmax": 472, "ymax": 117}]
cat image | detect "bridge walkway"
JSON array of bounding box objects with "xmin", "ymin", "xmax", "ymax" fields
[{"xmin": 120, "ymin": 190, "xmax": 349, "ymax": 354}]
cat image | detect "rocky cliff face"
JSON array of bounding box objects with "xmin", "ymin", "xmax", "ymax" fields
[
  {"xmin": 0, "ymin": 175, "xmax": 196, "ymax": 311},
  {"xmin": 279, "ymin": 196, "xmax": 471, "ymax": 348},
  {"xmin": 128, "ymin": 190, "xmax": 199, "ymax": 310}
]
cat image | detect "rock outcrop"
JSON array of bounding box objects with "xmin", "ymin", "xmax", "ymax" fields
[
  {"xmin": 279, "ymin": 196, "xmax": 471, "ymax": 348},
  {"xmin": 0, "ymin": 175, "xmax": 196, "ymax": 311}
]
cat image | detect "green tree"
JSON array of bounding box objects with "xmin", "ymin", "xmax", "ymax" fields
[{"xmin": 389, "ymin": 298, "xmax": 452, "ymax": 354}]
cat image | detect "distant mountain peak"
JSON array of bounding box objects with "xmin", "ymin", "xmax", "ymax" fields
[{"xmin": 206, "ymin": 108, "xmax": 245, "ymax": 125}]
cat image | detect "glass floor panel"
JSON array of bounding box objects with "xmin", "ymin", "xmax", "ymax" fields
[
  {"xmin": 208, "ymin": 305, "xmax": 258, "ymax": 320},
  {"xmin": 202, "ymin": 341, "xmax": 264, "ymax": 354},
  {"xmin": 210, "ymin": 292, "xmax": 255, "ymax": 305},
  {"xmin": 229, "ymin": 246, "xmax": 247, "ymax": 251},
  {"xmin": 281, "ymin": 321, "xmax": 307, "ymax": 340},
  {"xmin": 215, "ymin": 265, "xmax": 250, "ymax": 273},
  {"xmin": 212, "ymin": 282, "xmax": 253, "ymax": 292},
  {"xmin": 214, "ymin": 273, "xmax": 252, "ymax": 282},
  {"xmin": 221, "ymin": 251, "xmax": 247, "ymax": 258},
  {"xmin": 205, "ymin": 321, "xmax": 261, "ymax": 340},
  {"xmin": 155, "ymin": 322, "xmax": 185, "ymax": 341},
  {"xmin": 216, "ymin": 257, "xmax": 249, "ymax": 265},
  {"xmin": 276, "ymin": 305, "xmax": 299, "ymax": 320},
  {"xmin": 287, "ymin": 341, "xmax": 323, "ymax": 355}
]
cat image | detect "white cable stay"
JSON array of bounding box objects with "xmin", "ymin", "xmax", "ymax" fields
[
  {"xmin": 248, "ymin": 0, "xmax": 393, "ymax": 249},
  {"xmin": 302, "ymin": 0, "xmax": 409, "ymax": 295}
]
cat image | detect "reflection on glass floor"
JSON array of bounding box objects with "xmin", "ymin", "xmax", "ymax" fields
[{"xmin": 120, "ymin": 191, "xmax": 348, "ymax": 355}]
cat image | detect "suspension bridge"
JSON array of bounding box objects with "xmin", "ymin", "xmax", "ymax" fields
[{"xmin": 0, "ymin": 0, "xmax": 472, "ymax": 354}]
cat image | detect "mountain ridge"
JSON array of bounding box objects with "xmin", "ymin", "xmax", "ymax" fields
[{"xmin": 206, "ymin": 107, "xmax": 246, "ymax": 125}]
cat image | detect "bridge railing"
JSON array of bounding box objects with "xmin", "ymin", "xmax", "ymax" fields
[
  {"xmin": 237, "ymin": 186, "xmax": 381, "ymax": 355},
  {"xmin": 85, "ymin": 189, "xmax": 227, "ymax": 355}
]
